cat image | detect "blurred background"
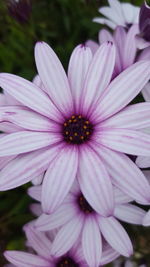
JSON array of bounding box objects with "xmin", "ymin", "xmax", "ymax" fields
[{"xmin": 0, "ymin": 0, "xmax": 149, "ymax": 266}]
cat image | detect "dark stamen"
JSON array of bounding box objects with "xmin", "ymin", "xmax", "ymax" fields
[
  {"xmin": 56, "ymin": 256, "xmax": 79, "ymax": 267},
  {"xmin": 77, "ymin": 194, "xmax": 95, "ymax": 214}
]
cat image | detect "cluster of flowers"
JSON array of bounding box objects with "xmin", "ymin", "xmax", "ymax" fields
[{"xmin": 1, "ymin": 0, "xmax": 150, "ymax": 266}]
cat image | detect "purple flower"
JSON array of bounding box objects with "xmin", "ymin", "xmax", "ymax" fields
[
  {"xmin": 7, "ymin": 0, "xmax": 31, "ymax": 24},
  {"xmin": 93, "ymin": 0, "xmax": 139, "ymax": 29},
  {"xmin": 4, "ymin": 224, "xmax": 119, "ymax": 267},
  {"xmin": 28, "ymin": 182, "xmax": 146, "ymax": 265},
  {"xmin": 86, "ymin": 25, "xmax": 150, "ymax": 78},
  {"xmin": 0, "ymin": 42, "xmax": 150, "ymax": 215}
]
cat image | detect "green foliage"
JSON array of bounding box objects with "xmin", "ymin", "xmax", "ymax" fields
[{"xmin": 0, "ymin": 0, "xmax": 149, "ymax": 266}]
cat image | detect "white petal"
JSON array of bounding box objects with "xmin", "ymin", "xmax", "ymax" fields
[{"xmin": 114, "ymin": 204, "xmax": 146, "ymax": 224}]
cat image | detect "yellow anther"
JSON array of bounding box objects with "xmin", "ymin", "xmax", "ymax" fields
[
  {"xmin": 65, "ymin": 131, "xmax": 69, "ymax": 135},
  {"xmin": 85, "ymin": 120, "xmax": 89, "ymax": 124},
  {"xmin": 64, "ymin": 122, "xmax": 67, "ymax": 126},
  {"xmin": 73, "ymin": 119, "xmax": 77, "ymax": 122},
  {"xmin": 86, "ymin": 131, "xmax": 90, "ymax": 135},
  {"xmin": 83, "ymin": 125, "xmax": 87, "ymax": 129},
  {"xmin": 69, "ymin": 136, "xmax": 73, "ymax": 140},
  {"xmin": 71, "ymin": 115, "xmax": 75, "ymax": 119},
  {"xmin": 74, "ymin": 133, "xmax": 78, "ymax": 136},
  {"xmin": 80, "ymin": 136, "xmax": 84, "ymax": 140},
  {"xmin": 68, "ymin": 119, "xmax": 72, "ymax": 123},
  {"xmin": 78, "ymin": 115, "xmax": 82, "ymax": 119}
]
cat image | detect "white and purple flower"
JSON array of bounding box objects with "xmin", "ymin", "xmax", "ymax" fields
[
  {"xmin": 93, "ymin": 0, "xmax": 139, "ymax": 30},
  {"xmin": 0, "ymin": 42, "xmax": 150, "ymax": 217}
]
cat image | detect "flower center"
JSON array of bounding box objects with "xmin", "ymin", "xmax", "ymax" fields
[
  {"xmin": 77, "ymin": 194, "xmax": 95, "ymax": 214},
  {"xmin": 62, "ymin": 115, "xmax": 93, "ymax": 144},
  {"xmin": 56, "ymin": 256, "xmax": 79, "ymax": 267}
]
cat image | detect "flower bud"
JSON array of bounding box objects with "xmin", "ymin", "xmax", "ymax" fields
[{"xmin": 7, "ymin": 0, "xmax": 31, "ymax": 24}]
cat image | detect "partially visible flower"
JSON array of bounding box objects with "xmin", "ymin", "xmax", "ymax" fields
[
  {"xmin": 4, "ymin": 224, "xmax": 118, "ymax": 267},
  {"xmin": 31, "ymin": 182, "xmax": 146, "ymax": 266},
  {"xmin": 93, "ymin": 0, "xmax": 139, "ymax": 30},
  {"xmin": 143, "ymin": 209, "xmax": 150, "ymax": 226},
  {"xmin": 136, "ymin": 1, "xmax": 150, "ymax": 49},
  {"xmin": 1, "ymin": 42, "xmax": 150, "ymax": 216},
  {"xmin": 7, "ymin": 0, "xmax": 31, "ymax": 24},
  {"xmin": 87, "ymin": 25, "xmax": 150, "ymax": 79},
  {"xmin": 113, "ymin": 258, "xmax": 147, "ymax": 267}
]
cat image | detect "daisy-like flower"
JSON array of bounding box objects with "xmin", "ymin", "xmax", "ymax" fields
[
  {"xmin": 136, "ymin": 1, "xmax": 150, "ymax": 49},
  {"xmin": 7, "ymin": 0, "xmax": 31, "ymax": 24},
  {"xmin": 113, "ymin": 258, "xmax": 147, "ymax": 267},
  {"xmin": 93, "ymin": 0, "xmax": 139, "ymax": 30},
  {"xmin": 1, "ymin": 42, "xmax": 150, "ymax": 216},
  {"xmin": 31, "ymin": 182, "xmax": 146, "ymax": 266},
  {"xmin": 4, "ymin": 224, "xmax": 119, "ymax": 267},
  {"xmin": 86, "ymin": 25, "xmax": 150, "ymax": 78}
]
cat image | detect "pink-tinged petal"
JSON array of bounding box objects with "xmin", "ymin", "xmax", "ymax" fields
[
  {"xmin": 0, "ymin": 145, "xmax": 61, "ymax": 191},
  {"xmin": 42, "ymin": 146, "xmax": 78, "ymax": 213},
  {"xmin": 100, "ymin": 245, "xmax": 119, "ymax": 266},
  {"xmin": 93, "ymin": 17, "xmax": 116, "ymax": 29},
  {"xmin": 32, "ymin": 75, "xmax": 46, "ymax": 93},
  {"xmin": 4, "ymin": 251, "xmax": 50, "ymax": 267},
  {"xmin": 4, "ymin": 90, "xmax": 21, "ymax": 106},
  {"xmin": 122, "ymin": 24, "xmax": 139, "ymax": 69},
  {"xmin": 0, "ymin": 106, "xmax": 60, "ymax": 132},
  {"xmin": 81, "ymin": 42, "xmax": 116, "ymax": 116},
  {"xmin": 136, "ymin": 155, "xmax": 150, "ymax": 168},
  {"xmin": 51, "ymin": 216, "xmax": 83, "ymax": 257},
  {"xmin": 0, "ymin": 93, "xmax": 6, "ymax": 105},
  {"xmin": 0, "ymin": 73, "xmax": 62, "ymax": 122},
  {"xmin": 82, "ymin": 217, "xmax": 102, "ymax": 267},
  {"xmin": 98, "ymin": 128, "xmax": 150, "ymax": 156},
  {"xmin": 30, "ymin": 203, "xmax": 42, "ymax": 217},
  {"xmin": 85, "ymin": 40, "xmax": 99, "ymax": 55},
  {"xmin": 142, "ymin": 82, "xmax": 150, "ymax": 102},
  {"xmin": 93, "ymin": 145, "xmax": 150, "ymax": 204},
  {"xmin": 114, "ymin": 204, "xmax": 146, "ymax": 225},
  {"xmin": 36, "ymin": 202, "xmax": 77, "ymax": 231},
  {"xmin": 98, "ymin": 29, "xmax": 113, "ymax": 44},
  {"xmin": 28, "ymin": 186, "xmax": 42, "ymax": 201},
  {"xmin": 100, "ymin": 103, "xmax": 150, "ymax": 130},
  {"xmin": 136, "ymin": 35, "xmax": 150, "ymax": 49},
  {"xmin": 113, "ymin": 26, "xmax": 126, "ymax": 75},
  {"xmin": 0, "ymin": 155, "xmax": 16, "ymax": 170},
  {"xmin": 114, "ymin": 187, "xmax": 133, "ymax": 204},
  {"xmin": 68, "ymin": 45, "xmax": 92, "ymax": 113},
  {"xmin": 98, "ymin": 216, "xmax": 133, "ymax": 257},
  {"xmin": 91, "ymin": 61, "xmax": 150, "ymax": 123},
  {"xmin": 35, "ymin": 42, "xmax": 73, "ymax": 116},
  {"xmin": 32, "ymin": 174, "xmax": 44, "ymax": 186},
  {"xmin": 78, "ymin": 146, "xmax": 114, "ymax": 216},
  {"xmin": 0, "ymin": 121, "xmax": 22, "ymax": 133},
  {"xmin": 0, "ymin": 131, "xmax": 61, "ymax": 156},
  {"xmin": 142, "ymin": 170, "xmax": 150, "ymax": 183},
  {"xmin": 25, "ymin": 225, "xmax": 51, "ymax": 259},
  {"xmin": 143, "ymin": 210, "xmax": 150, "ymax": 226},
  {"xmin": 138, "ymin": 47, "xmax": 150, "ymax": 62}
]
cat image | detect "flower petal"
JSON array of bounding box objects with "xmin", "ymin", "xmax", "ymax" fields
[
  {"xmin": 97, "ymin": 128, "xmax": 150, "ymax": 156},
  {"xmin": 143, "ymin": 210, "xmax": 150, "ymax": 226},
  {"xmin": 36, "ymin": 201, "xmax": 77, "ymax": 231},
  {"xmin": 98, "ymin": 216, "xmax": 133, "ymax": 257},
  {"xmin": 82, "ymin": 217, "xmax": 102, "ymax": 267},
  {"xmin": 136, "ymin": 155, "xmax": 150, "ymax": 168},
  {"xmin": 42, "ymin": 146, "xmax": 78, "ymax": 213},
  {"xmin": 35, "ymin": 42, "xmax": 73, "ymax": 116},
  {"xmin": 142, "ymin": 81, "xmax": 150, "ymax": 101},
  {"xmin": 68, "ymin": 44, "xmax": 92, "ymax": 113},
  {"xmin": 4, "ymin": 251, "xmax": 50, "ymax": 267},
  {"xmin": 114, "ymin": 204, "xmax": 146, "ymax": 225},
  {"xmin": 30, "ymin": 203, "xmax": 42, "ymax": 217},
  {"xmin": 0, "ymin": 93, "xmax": 6, "ymax": 105},
  {"xmin": 93, "ymin": 17, "xmax": 116, "ymax": 29},
  {"xmin": 0, "ymin": 73, "xmax": 62, "ymax": 122},
  {"xmin": 0, "ymin": 145, "xmax": 61, "ymax": 191},
  {"xmin": 100, "ymin": 245, "xmax": 119, "ymax": 266},
  {"xmin": 24, "ymin": 225, "xmax": 51, "ymax": 259},
  {"xmin": 91, "ymin": 61, "xmax": 150, "ymax": 122},
  {"xmin": 28, "ymin": 186, "xmax": 42, "ymax": 201},
  {"xmin": 98, "ymin": 29, "xmax": 113, "ymax": 44},
  {"xmin": 0, "ymin": 131, "xmax": 61, "ymax": 156},
  {"xmin": 93, "ymin": 145, "xmax": 150, "ymax": 204},
  {"xmin": 100, "ymin": 103, "xmax": 150, "ymax": 130},
  {"xmin": 78, "ymin": 145, "xmax": 114, "ymax": 216},
  {"xmin": 85, "ymin": 40, "xmax": 99, "ymax": 55},
  {"xmin": 51, "ymin": 216, "xmax": 83, "ymax": 257},
  {"xmin": 0, "ymin": 106, "xmax": 60, "ymax": 132},
  {"xmin": 114, "ymin": 187, "xmax": 133, "ymax": 204},
  {"xmin": 81, "ymin": 42, "xmax": 116, "ymax": 116}
]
